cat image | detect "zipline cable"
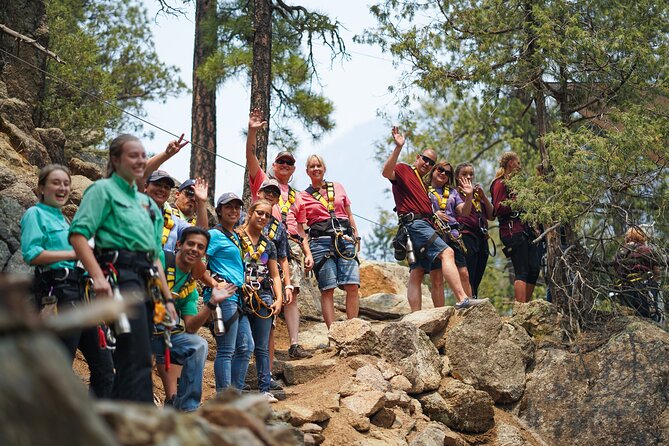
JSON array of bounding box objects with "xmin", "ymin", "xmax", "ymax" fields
[{"xmin": 0, "ymin": 46, "xmax": 391, "ymax": 230}]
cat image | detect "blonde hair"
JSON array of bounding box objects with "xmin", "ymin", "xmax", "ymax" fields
[
  {"xmin": 242, "ymin": 199, "xmax": 273, "ymax": 229},
  {"xmin": 305, "ymin": 154, "xmax": 327, "ymax": 171},
  {"xmin": 426, "ymin": 161, "xmax": 453, "ymax": 188},
  {"xmin": 625, "ymin": 227, "xmax": 648, "ymax": 244},
  {"xmin": 493, "ymin": 151, "xmax": 519, "ymax": 181}
]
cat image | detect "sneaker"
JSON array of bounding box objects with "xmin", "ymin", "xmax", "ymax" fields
[
  {"xmin": 455, "ymin": 297, "xmax": 490, "ymax": 310},
  {"xmin": 269, "ymin": 378, "xmax": 284, "ymax": 391},
  {"xmin": 263, "ymin": 392, "xmax": 279, "ymax": 403},
  {"xmin": 288, "ymin": 344, "xmax": 313, "ymax": 360}
]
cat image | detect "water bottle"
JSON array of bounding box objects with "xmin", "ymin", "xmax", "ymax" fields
[
  {"xmin": 212, "ymin": 304, "xmax": 225, "ymax": 335},
  {"xmin": 406, "ymin": 236, "xmax": 416, "ymax": 265},
  {"xmin": 113, "ymin": 286, "xmax": 131, "ymax": 335}
]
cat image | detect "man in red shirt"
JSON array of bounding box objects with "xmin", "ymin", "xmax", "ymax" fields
[{"xmin": 382, "ymin": 127, "xmax": 488, "ymax": 311}]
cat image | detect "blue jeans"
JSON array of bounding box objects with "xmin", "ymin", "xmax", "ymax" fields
[
  {"xmin": 406, "ymin": 219, "xmax": 449, "ymax": 271},
  {"xmin": 310, "ymin": 236, "xmax": 360, "ymax": 290},
  {"xmin": 151, "ymin": 331, "xmax": 208, "ymax": 412},
  {"xmin": 213, "ymin": 298, "xmax": 254, "ymax": 392},
  {"xmin": 248, "ymin": 293, "xmax": 274, "ymax": 393}
]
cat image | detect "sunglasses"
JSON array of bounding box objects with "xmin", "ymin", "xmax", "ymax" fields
[
  {"xmin": 275, "ymin": 158, "xmax": 295, "ymax": 166},
  {"xmin": 436, "ymin": 166, "xmax": 452, "ymax": 176},
  {"xmin": 420, "ymin": 155, "xmax": 436, "ymax": 167},
  {"xmin": 254, "ymin": 210, "xmax": 271, "ymax": 219},
  {"xmin": 261, "ymin": 188, "xmax": 280, "ymax": 198},
  {"xmin": 183, "ymin": 188, "xmax": 195, "ymax": 198}
]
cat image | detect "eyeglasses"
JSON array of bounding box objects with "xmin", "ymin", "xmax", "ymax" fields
[
  {"xmin": 436, "ymin": 166, "xmax": 452, "ymax": 176},
  {"xmin": 420, "ymin": 155, "xmax": 436, "ymax": 167},
  {"xmin": 260, "ymin": 188, "xmax": 280, "ymax": 198},
  {"xmin": 275, "ymin": 158, "xmax": 295, "ymax": 166},
  {"xmin": 254, "ymin": 210, "xmax": 271, "ymax": 219}
]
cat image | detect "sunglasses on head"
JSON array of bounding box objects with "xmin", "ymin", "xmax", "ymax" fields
[
  {"xmin": 275, "ymin": 158, "xmax": 295, "ymax": 166},
  {"xmin": 420, "ymin": 154, "xmax": 436, "ymax": 167},
  {"xmin": 436, "ymin": 166, "xmax": 452, "ymax": 176}
]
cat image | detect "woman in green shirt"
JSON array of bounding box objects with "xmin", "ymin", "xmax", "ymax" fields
[
  {"xmin": 21, "ymin": 164, "xmax": 114, "ymax": 398},
  {"xmin": 69, "ymin": 134, "xmax": 177, "ymax": 403}
]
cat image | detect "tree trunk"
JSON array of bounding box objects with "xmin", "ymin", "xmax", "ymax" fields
[
  {"xmin": 242, "ymin": 0, "xmax": 272, "ymax": 205},
  {"xmin": 190, "ymin": 0, "xmax": 217, "ymax": 203}
]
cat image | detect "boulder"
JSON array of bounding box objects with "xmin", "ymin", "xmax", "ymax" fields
[
  {"xmin": 419, "ymin": 378, "xmax": 495, "ymax": 434},
  {"xmin": 370, "ymin": 407, "xmax": 396, "ymax": 428},
  {"xmin": 341, "ymin": 390, "xmax": 387, "ymax": 417},
  {"xmin": 409, "ymin": 422, "xmax": 467, "ymax": 446},
  {"xmin": 384, "ymin": 391, "xmax": 412, "ymax": 409},
  {"xmin": 328, "ymin": 318, "xmax": 379, "ymax": 357},
  {"xmin": 0, "ymin": 196, "xmax": 25, "ymax": 251},
  {"xmin": 389, "ymin": 375, "xmax": 412, "ymax": 393},
  {"xmin": 509, "ymin": 300, "xmax": 564, "ymax": 344},
  {"xmin": 519, "ymin": 320, "xmax": 669, "ymax": 446},
  {"xmin": 282, "ymin": 403, "xmax": 330, "ymax": 427},
  {"xmin": 377, "ymin": 322, "xmax": 442, "ymax": 394},
  {"xmin": 69, "ymin": 175, "xmax": 93, "ymax": 206},
  {"xmin": 0, "ymin": 182, "xmax": 37, "ymax": 208},
  {"xmin": 282, "ymin": 357, "xmax": 337, "ymax": 386},
  {"xmin": 4, "ymin": 250, "xmax": 30, "ymax": 274},
  {"xmin": 36, "ymin": 128, "xmax": 66, "ymax": 165},
  {"xmin": 68, "ymin": 157, "xmax": 103, "ymax": 181},
  {"xmin": 0, "ymin": 161, "xmax": 18, "ymax": 190},
  {"xmin": 0, "ymin": 239, "xmax": 10, "ymax": 270},
  {"xmin": 0, "ymin": 99, "xmax": 50, "ymax": 167},
  {"xmin": 357, "ymin": 292, "xmax": 433, "ymax": 320},
  {"xmin": 296, "ymin": 322, "xmax": 329, "ymax": 350},
  {"xmin": 340, "ymin": 407, "xmax": 371, "ymax": 432},
  {"xmin": 401, "ymin": 306, "xmax": 454, "ymax": 337},
  {"xmin": 442, "ymin": 302, "xmax": 533, "ymax": 403},
  {"xmin": 295, "ymin": 275, "xmax": 323, "ymax": 320}
]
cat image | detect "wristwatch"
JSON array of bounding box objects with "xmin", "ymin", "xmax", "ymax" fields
[{"xmin": 285, "ymin": 285, "xmax": 294, "ymax": 290}]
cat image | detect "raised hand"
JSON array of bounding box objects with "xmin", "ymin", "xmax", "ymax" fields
[
  {"xmin": 248, "ymin": 108, "xmax": 267, "ymax": 131},
  {"xmin": 193, "ymin": 177, "xmax": 208, "ymax": 202},
  {"xmin": 166, "ymin": 133, "xmax": 189, "ymax": 157},
  {"xmin": 391, "ymin": 126, "xmax": 405, "ymax": 148},
  {"xmin": 458, "ymin": 176, "xmax": 474, "ymax": 197},
  {"xmin": 211, "ymin": 281, "xmax": 238, "ymax": 304}
]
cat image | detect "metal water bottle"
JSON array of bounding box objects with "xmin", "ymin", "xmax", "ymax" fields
[
  {"xmin": 112, "ymin": 286, "xmax": 131, "ymax": 335},
  {"xmin": 406, "ymin": 236, "xmax": 416, "ymax": 265},
  {"xmin": 213, "ymin": 304, "xmax": 225, "ymax": 335}
]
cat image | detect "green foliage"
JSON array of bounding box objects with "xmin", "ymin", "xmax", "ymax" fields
[
  {"xmin": 197, "ymin": 0, "xmax": 344, "ymax": 152},
  {"xmin": 42, "ymin": 0, "xmax": 186, "ymax": 145},
  {"xmin": 363, "ymin": 209, "xmax": 399, "ymax": 262}
]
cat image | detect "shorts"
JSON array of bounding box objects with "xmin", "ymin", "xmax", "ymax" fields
[
  {"xmin": 445, "ymin": 238, "xmax": 467, "ymax": 268},
  {"xmin": 501, "ymin": 232, "xmax": 541, "ymax": 284},
  {"xmin": 288, "ymin": 238, "xmax": 304, "ymax": 291},
  {"xmin": 310, "ymin": 236, "xmax": 360, "ymax": 291},
  {"xmin": 406, "ymin": 218, "xmax": 450, "ymax": 272}
]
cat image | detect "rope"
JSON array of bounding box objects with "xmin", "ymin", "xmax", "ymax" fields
[{"xmin": 0, "ymin": 47, "xmax": 390, "ymax": 230}]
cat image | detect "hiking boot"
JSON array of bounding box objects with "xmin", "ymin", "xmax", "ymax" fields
[
  {"xmin": 455, "ymin": 297, "xmax": 490, "ymax": 310},
  {"xmin": 269, "ymin": 378, "xmax": 284, "ymax": 391},
  {"xmin": 288, "ymin": 344, "xmax": 312, "ymax": 360},
  {"xmin": 164, "ymin": 395, "xmax": 175, "ymax": 407},
  {"xmin": 263, "ymin": 392, "xmax": 279, "ymax": 403}
]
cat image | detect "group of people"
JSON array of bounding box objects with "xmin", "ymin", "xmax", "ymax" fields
[{"xmin": 20, "ymin": 108, "xmax": 362, "ymax": 409}]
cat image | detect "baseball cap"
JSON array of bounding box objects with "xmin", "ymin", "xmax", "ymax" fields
[
  {"xmin": 178, "ymin": 178, "xmax": 195, "ymax": 192},
  {"xmin": 259, "ymin": 178, "xmax": 281, "ymax": 194},
  {"xmin": 147, "ymin": 170, "xmax": 175, "ymax": 187},
  {"xmin": 216, "ymin": 192, "xmax": 243, "ymax": 208},
  {"xmin": 274, "ymin": 151, "xmax": 295, "ymax": 162}
]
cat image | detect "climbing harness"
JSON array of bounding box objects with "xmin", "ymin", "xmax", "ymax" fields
[
  {"xmin": 238, "ymin": 230, "xmax": 274, "ymax": 319},
  {"xmin": 162, "ymin": 204, "xmax": 176, "ymax": 246},
  {"xmin": 278, "ymin": 187, "xmax": 296, "ymax": 224}
]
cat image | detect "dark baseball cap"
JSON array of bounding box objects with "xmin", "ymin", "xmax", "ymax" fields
[
  {"xmin": 178, "ymin": 178, "xmax": 195, "ymax": 192},
  {"xmin": 274, "ymin": 151, "xmax": 295, "ymax": 162},
  {"xmin": 259, "ymin": 178, "xmax": 281, "ymax": 194},
  {"xmin": 147, "ymin": 170, "xmax": 175, "ymax": 187},
  {"xmin": 216, "ymin": 192, "xmax": 243, "ymax": 208}
]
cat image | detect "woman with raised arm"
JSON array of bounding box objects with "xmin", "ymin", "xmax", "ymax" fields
[
  {"xmin": 237, "ymin": 200, "xmax": 284, "ymax": 402},
  {"xmin": 490, "ymin": 151, "xmax": 540, "ymax": 303},
  {"xmin": 302, "ymin": 154, "xmax": 360, "ymax": 328},
  {"xmin": 69, "ymin": 134, "xmax": 177, "ymax": 402},
  {"xmin": 454, "ymin": 163, "xmax": 494, "ymax": 297},
  {"xmin": 21, "ymin": 164, "xmax": 114, "ymax": 398}
]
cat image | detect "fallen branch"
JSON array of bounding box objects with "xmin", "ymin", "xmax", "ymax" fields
[{"xmin": 0, "ymin": 24, "xmax": 65, "ymax": 64}]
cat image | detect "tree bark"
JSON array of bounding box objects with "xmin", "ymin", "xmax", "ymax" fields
[
  {"xmin": 190, "ymin": 0, "xmax": 217, "ymax": 203},
  {"xmin": 242, "ymin": 0, "xmax": 273, "ymax": 205}
]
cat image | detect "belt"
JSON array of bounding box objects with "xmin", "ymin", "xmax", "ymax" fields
[
  {"xmin": 398, "ymin": 213, "xmax": 432, "ymax": 225},
  {"xmin": 37, "ymin": 267, "xmax": 84, "ymax": 283},
  {"xmin": 288, "ymin": 234, "xmax": 304, "ymax": 244},
  {"xmin": 96, "ymin": 249, "xmax": 153, "ymax": 268}
]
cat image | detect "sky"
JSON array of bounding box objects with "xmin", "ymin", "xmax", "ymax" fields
[{"xmin": 141, "ymin": 1, "xmax": 411, "ymax": 241}]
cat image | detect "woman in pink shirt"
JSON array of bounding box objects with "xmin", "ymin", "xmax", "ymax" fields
[{"xmin": 302, "ymin": 154, "xmax": 360, "ymax": 328}]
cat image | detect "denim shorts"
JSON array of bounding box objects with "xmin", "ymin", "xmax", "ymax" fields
[
  {"xmin": 406, "ymin": 218, "xmax": 449, "ymax": 271},
  {"xmin": 310, "ymin": 236, "xmax": 360, "ymax": 290}
]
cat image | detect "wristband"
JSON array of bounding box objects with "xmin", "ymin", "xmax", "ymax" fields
[
  {"xmin": 285, "ymin": 285, "xmax": 294, "ymax": 291},
  {"xmin": 206, "ymin": 301, "xmax": 218, "ymax": 310}
]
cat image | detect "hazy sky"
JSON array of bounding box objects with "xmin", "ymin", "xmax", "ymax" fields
[{"xmin": 142, "ymin": 1, "xmax": 410, "ymax": 239}]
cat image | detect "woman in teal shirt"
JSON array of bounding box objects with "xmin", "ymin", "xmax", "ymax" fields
[
  {"xmin": 69, "ymin": 134, "xmax": 177, "ymax": 403},
  {"xmin": 21, "ymin": 164, "xmax": 113, "ymax": 398}
]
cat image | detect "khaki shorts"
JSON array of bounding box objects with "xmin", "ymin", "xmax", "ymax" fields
[{"xmin": 288, "ymin": 238, "xmax": 305, "ymax": 291}]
